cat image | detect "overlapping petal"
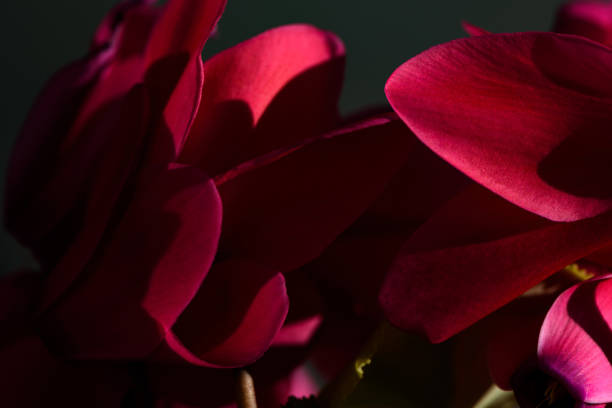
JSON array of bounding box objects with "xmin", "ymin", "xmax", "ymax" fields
[
  {"xmin": 41, "ymin": 164, "xmax": 222, "ymax": 359},
  {"xmin": 216, "ymin": 115, "xmax": 415, "ymax": 272},
  {"xmin": 555, "ymin": 0, "xmax": 612, "ymax": 47},
  {"xmin": 386, "ymin": 32, "xmax": 612, "ymax": 222},
  {"xmin": 161, "ymin": 260, "xmax": 288, "ymax": 368},
  {"xmin": 180, "ymin": 24, "xmax": 345, "ymax": 176},
  {"xmin": 380, "ymin": 184, "xmax": 612, "ymax": 342},
  {"xmin": 538, "ymin": 276, "xmax": 612, "ymax": 403}
]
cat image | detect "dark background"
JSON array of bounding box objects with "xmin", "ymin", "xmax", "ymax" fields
[{"xmin": 0, "ymin": 0, "xmax": 565, "ymax": 274}]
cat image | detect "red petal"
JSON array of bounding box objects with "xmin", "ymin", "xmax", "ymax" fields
[
  {"xmin": 486, "ymin": 295, "xmax": 555, "ymax": 390},
  {"xmin": 41, "ymin": 164, "xmax": 222, "ymax": 359},
  {"xmin": 180, "ymin": 24, "xmax": 345, "ymax": 176},
  {"xmin": 0, "ymin": 336, "xmax": 132, "ymax": 407},
  {"xmin": 386, "ymin": 32, "xmax": 612, "ymax": 222},
  {"xmin": 217, "ymin": 115, "xmax": 415, "ymax": 272},
  {"xmin": 157, "ymin": 259, "xmax": 289, "ymax": 367},
  {"xmin": 538, "ymin": 275, "xmax": 612, "ymax": 403},
  {"xmin": 380, "ymin": 184, "xmax": 612, "ymax": 342},
  {"xmin": 39, "ymin": 84, "xmax": 150, "ymax": 310},
  {"xmin": 555, "ymin": 0, "xmax": 612, "ymax": 47},
  {"xmin": 145, "ymin": 0, "xmax": 226, "ymax": 65},
  {"xmin": 461, "ymin": 21, "xmax": 490, "ymax": 36}
]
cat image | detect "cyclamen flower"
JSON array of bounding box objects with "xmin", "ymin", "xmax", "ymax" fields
[
  {"xmin": 380, "ymin": 5, "xmax": 612, "ymax": 343},
  {"xmin": 2, "ymin": 0, "xmax": 437, "ymax": 406},
  {"xmin": 484, "ymin": 271, "xmax": 612, "ymax": 407}
]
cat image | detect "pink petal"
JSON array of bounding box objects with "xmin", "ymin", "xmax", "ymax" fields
[
  {"xmin": 386, "ymin": 32, "xmax": 612, "ymax": 222},
  {"xmin": 217, "ymin": 114, "xmax": 415, "ymax": 272},
  {"xmin": 380, "ymin": 184, "xmax": 612, "ymax": 343},
  {"xmin": 555, "ymin": 0, "xmax": 612, "ymax": 47},
  {"xmin": 157, "ymin": 259, "xmax": 289, "ymax": 367},
  {"xmin": 41, "ymin": 164, "xmax": 222, "ymax": 359},
  {"xmin": 180, "ymin": 24, "xmax": 345, "ymax": 176},
  {"xmin": 538, "ymin": 275, "xmax": 612, "ymax": 403}
]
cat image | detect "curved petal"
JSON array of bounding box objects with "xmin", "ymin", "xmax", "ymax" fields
[
  {"xmin": 145, "ymin": 0, "xmax": 226, "ymax": 64},
  {"xmin": 462, "ymin": 21, "xmax": 490, "ymax": 36},
  {"xmin": 39, "ymin": 85, "xmax": 150, "ymax": 310},
  {"xmin": 380, "ymin": 184, "xmax": 612, "ymax": 343},
  {"xmin": 180, "ymin": 24, "xmax": 345, "ymax": 176},
  {"xmin": 217, "ymin": 114, "xmax": 415, "ymax": 272},
  {"xmin": 41, "ymin": 164, "xmax": 222, "ymax": 359},
  {"xmin": 386, "ymin": 32, "xmax": 612, "ymax": 222},
  {"xmin": 157, "ymin": 259, "xmax": 288, "ymax": 368},
  {"xmin": 555, "ymin": 0, "xmax": 612, "ymax": 47},
  {"xmin": 538, "ymin": 275, "xmax": 612, "ymax": 403}
]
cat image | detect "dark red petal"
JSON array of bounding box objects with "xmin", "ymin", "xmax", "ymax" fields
[
  {"xmin": 486, "ymin": 295, "xmax": 555, "ymax": 390},
  {"xmin": 217, "ymin": 115, "xmax": 415, "ymax": 272},
  {"xmin": 42, "ymin": 164, "xmax": 222, "ymax": 359},
  {"xmin": 39, "ymin": 85, "xmax": 150, "ymax": 310},
  {"xmin": 555, "ymin": 0, "xmax": 612, "ymax": 47},
  {"xmin": 4, "ymin": 51, "xmax": 110, "ymax": 251},
  {"xmin": 180, "ymin": 24, "xmax": 345, "ymax": 176},
  {"xmin": 0, "ymin": 336, "xmax": 132, "ymax": 407},
  {"xmin": 380, "ymin": 184, "xmax": 612, "ymax": 342},
  {"xmin": 386, "ymin": 32, "xmax": 612, "ymax": 222},
  {"xmin": 157, "ymin": 259, "xmax": 289, "ymax": 368},
  {"xmin": 538, "ymin": 276, "xmax": 612, "ymax": 403}
]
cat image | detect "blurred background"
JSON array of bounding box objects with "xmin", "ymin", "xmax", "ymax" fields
[{"xmin": 0, "ymin": 0, "xmax": 565, "ymax": 274}]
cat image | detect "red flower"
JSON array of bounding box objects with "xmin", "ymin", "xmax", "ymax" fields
[
  {"xmin": 555, "ymin": 0, "xmax": 612, "ymax": 47},
  {"xmin": 382, "ymin": 20, "xmax": 612, "ymax": 342},
  {"xmin": 482, "ymin": 268, "xmax": 612, "ymax": 407},
  {"xmin": 2, "ymin": 0, "xmax": 435, "ymax": 405}
]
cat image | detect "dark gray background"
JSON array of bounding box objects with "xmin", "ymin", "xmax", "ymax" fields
[{"xmin": 0, "ymin": 0, "xmax": 565, "ymax": 274}]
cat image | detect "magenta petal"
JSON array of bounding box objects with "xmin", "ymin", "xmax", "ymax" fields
[
  {"xmin": 555, "ymin": 0, "xmax": 612, "ymax": 47},
  {"xmin": 159, "ymin": 259, "xmax": 289, "ymax": 368},
  {"xmin": 461, "ymin": 21, "xmax": 490, "ymax": 36},
  {"xmin": 538, "ymin": 276, "xmax": 612, "ymax": 403},
  {"xmin": 379, "ymin": 185, "xmax": 612, "ymax": 343},
  {"xmin": 42, "ymin": 164, "xmax": 222, "ymax": 359},
  {"xmin": 145, "ymin": 0, "xmax": 226, "ymax": 64},
  {"xmin": 181, "ymin": 24, "xmax": 345, "ymax": 176},
  {"xmin": 386, "ymin": 32, "xmax": 612, "ymax": 222},
  {"xmin": 217, "ymin": 115, "xmax": 414, "ymax": 272}
]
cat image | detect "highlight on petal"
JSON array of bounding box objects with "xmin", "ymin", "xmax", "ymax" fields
[
  {"xmin": 538, "ymin": 275, "xmax": 612, "ymax": 403},
  {"xmin": 555, "ymin": 0, "xmax": 612, "ymax": 47},
  {"xmin": 158, "ymin": 259, "xmax": 289, "ymax": 368},
  {"xmin": 386, "ymin": 32, "xmax": 612, "ymax": 222},
  {"xmin": 180, "ymin": 24, "xmax": 345, "ymax": 176},
  {"xmin": 216, "ymin": 114, "xmax": 415, "ymax": 273},
  {"xmin": 380, "ymin": 184, "xmax": 612, "ymax": 343},
  {"xmin": 41, "ymin": 164, "xmax": 222, "ymax": 359}
]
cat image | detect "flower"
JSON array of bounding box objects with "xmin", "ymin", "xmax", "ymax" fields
[
  {"xmin": 483, "ymin": 268, "xmax": 612, "ymax": 407},
  {"xmin": 2, "ymin": 0, "xmax": 437, "ymax": 405},
  {"xmin": 381, "ymin": 11, "xmax": 612, "ymax": 343}
]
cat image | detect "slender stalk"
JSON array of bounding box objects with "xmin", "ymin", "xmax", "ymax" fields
[
  {"xmin": 236, "ymin": 369, "xmax": 258, "ymax": 408},
  {"xmin": 318, "ymin": 321, "xmax": 390, "ymax": 408}
]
